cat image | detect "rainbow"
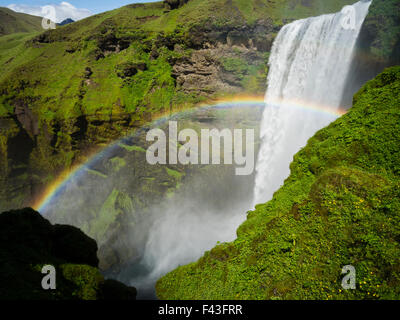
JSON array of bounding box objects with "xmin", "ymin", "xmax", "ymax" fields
[{"xmin": 32, "ymin": 95, "xmax": 347, "ymax": 212}]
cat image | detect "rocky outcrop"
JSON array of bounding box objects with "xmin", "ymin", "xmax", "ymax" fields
[
  {"xmin": 186, "ymin": 18, "xmax": 279, "ymax": 50},
  {"xmin": 171, "ymin": 44, "xmax": 266, "ymax": 94},
  {"xmin": 164, "ymin": 0, "xmax": 191, "ymax": 10},
  {"xmin": 0, "ymin": 208, "xmax": 137, "ymax": 300}
]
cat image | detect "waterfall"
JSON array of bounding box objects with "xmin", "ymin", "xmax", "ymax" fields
[{"xmin": 253, "ymin": 0, "xmax": 372, "ymax": 205}]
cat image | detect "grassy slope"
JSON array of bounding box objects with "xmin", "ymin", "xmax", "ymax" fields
[
  {"xmin": 0, "ymin": 7, "xmax": 43, "ymax": 36},
  {"xmin": 156, "ymin": 66, "xmax": 400, "ymax": 300},
  {"xmin": 0, "ymin": 0, "xmax": 354, "ymax": 120}
]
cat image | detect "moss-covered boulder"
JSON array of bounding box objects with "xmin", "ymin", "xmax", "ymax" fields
[{"xmin": 0, "ymin": 207, "xmax": 136, "ymax": 300}]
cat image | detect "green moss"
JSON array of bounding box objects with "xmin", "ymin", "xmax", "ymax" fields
[
  {"xmin": 86, "ymin": 169, "xmax": 108, "ymax": 179},
  {"xmin": 110, "ymin": 157, "xmax": 127, "ymax": 172},
  {"xmin": 156, "ymin": 66, "xmax": 400, "ymax": 300},
  {"xmin": 118, "ymin": 143, "xmax": 146, "ymax": 153},
  {"xmin": 89, "ymin": 188, "xmax": 122, "ymax": 240},
  {"xmin": 166, "ymin": 167, "xmax": 183, "ymax": 180},
  {"xmin": 60, "ymin": 264, "xmax": 104, "ymax": 300}
]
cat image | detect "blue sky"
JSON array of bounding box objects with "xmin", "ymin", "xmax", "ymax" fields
[{"xmin": 1, "ymin": 1, "xmax": 160, "ymax": 22}]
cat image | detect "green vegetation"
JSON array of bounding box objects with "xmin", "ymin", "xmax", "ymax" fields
[
  {"xmin": 60, "ymin": 264, "xmax": 104, "ymax": 300},
  {"xmin": 0, "ymin": 7, "xmax": 42, "ymax": 36},
  {"xmin": 156, "ymin": 66, "xmax": 400, "ymax": 300},
  {"xmin": 166, "ymin": 167, "xmax": 183, "ymax": 180},
  {"xmin": 118, "ymin": 143, "xmax": 146, "ymax": 153},
  {"xmin": 361, "ymin": 0, "xmax": 400, "ymax": 62}
]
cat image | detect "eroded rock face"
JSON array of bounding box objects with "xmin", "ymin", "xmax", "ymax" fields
[
  {"xmin": 171, "ymin": 44, "xmax": 266, "ymax": 94},
  {"xmin": 164, "ymin": 0, "xmax": 191, "ymax": 10},
  {"xmin": 186, "ymin": 18, "xmax": 278, "ymax": 50}
]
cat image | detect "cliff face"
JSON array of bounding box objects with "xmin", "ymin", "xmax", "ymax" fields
[
  {"xmin": 0, "ymin": 0, "xmax": 355, "ymax": 212},
  {"xmin": 156, "ymin": 66, "xmax": 400, "ymax": 300},
  {"xmin": 341, "ymin": 0, "xmax": 400, "ymax": 107},
  {"xmin": 0, "ymin": 207, "xmax": 137, "ymax": 300}
]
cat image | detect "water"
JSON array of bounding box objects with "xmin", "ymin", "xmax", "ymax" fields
[{"xmin": 253, "ymin": 0, "xmax": 372, "ymax": 205}]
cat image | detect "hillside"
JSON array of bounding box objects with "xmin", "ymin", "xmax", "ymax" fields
[
  {"xmin": 0, "ymin": 7, "xmax": 43, "ymax": 36},
  {"xmin": 0, "ymin": 0, "xmax": 358, "ymax": 212},
  {"xmin": 156, "ymin": 66, "xmax": 400, "ymax": 300}
]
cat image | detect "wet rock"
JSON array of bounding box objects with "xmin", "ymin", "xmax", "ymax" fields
[
  {"xmin": 52, "ymin": 224, "xmax": 99, "ymax": 267},
  {"xmin": 100, "ymin": 279, "xmax": 137, "ymax": 300}
]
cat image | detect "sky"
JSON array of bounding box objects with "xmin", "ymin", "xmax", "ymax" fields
[{"xmin": 1, "ymin": 0, "xmax": 159, "ymax": 22}]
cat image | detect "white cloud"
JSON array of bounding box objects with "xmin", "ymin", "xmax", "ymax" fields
[{"xmin": 7, "ymin": 2, "xmax": 92, "ymax": 23}]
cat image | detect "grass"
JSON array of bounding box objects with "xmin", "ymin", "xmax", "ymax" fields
[{"xmin": 0, "ymin": 7, "xmax": 43, "ymax": 36}]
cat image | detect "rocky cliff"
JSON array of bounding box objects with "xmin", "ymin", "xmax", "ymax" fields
[{"xmin": 0, "ymin": 0, "xmax": 356, "ymax": 212}]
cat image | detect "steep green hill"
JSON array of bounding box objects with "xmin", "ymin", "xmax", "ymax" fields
[
  {"xmin": 156, "ymin": 66, "xmax": 400, "ymax": 300},
  {"xmin": 0, "ymin": 0, "xmax": 356, "ymax": 211},
  {"xmin": 0, "ymin": 7, "xmax": 42, "ymax": 36}
]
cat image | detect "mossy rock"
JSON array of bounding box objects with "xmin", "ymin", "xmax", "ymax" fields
[{"xmin": 0, "ymin": 207, "xmax": 137, "ymax": 300}]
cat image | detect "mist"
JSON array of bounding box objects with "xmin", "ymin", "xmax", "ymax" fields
[{"xmin": 41, "ymin": 105, "xmax": 262, "ymax": 299}]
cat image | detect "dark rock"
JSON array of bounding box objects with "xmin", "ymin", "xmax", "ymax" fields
[
  {"xmin": 97, "ymin": 33, "xmax": 130, "ymax": 55},
  {"xmin": 164, "ymin": 0, "xmax": 190, "ymax": 10},
  {"xmin": 84, "ymin": 67, "xmax": 93, "ymax": 79},
  {"xmin": 0, "ymin": 208, "xmax": 137, "ymax": 300},
  {"xmin": 116, "ymin": 62, "xmax": 147, "ymax": 79},
  {"xmin": 99, "ymin": 279, "xmax": 137, "ymax": 300},
  {"xmin": 14, "ymin": 102, "xmax": 39, "ymax": 137},
  {"xmin": 52, "ymin": 224, "xmax": 99, "ymax": 267}
]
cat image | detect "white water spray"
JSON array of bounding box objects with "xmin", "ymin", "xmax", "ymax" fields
[{"xmin": 253, "ymin": 0, "xmax": 372, "ymax": 205}]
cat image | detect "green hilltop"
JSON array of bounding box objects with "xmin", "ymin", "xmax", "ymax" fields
[
  {"xmin": 156, "ymin": 66, "xmax": 400, "ymax": 300},
  {"xmin": 0, "ymin": 7, "xmax": 43, "ymax": 36}
]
